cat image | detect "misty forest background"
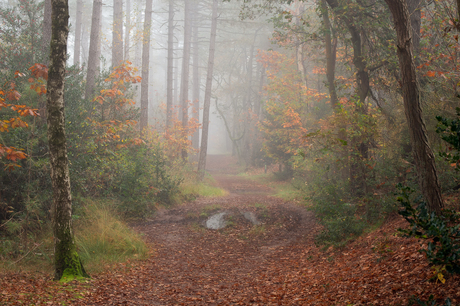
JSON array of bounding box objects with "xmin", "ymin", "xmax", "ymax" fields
[{"xmin": 1, "ymin": 0, "xmax": 460, "ymax": 278}]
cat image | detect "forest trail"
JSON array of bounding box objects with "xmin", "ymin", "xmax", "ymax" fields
[
  {"xmin": 2, "ymin": 155, "xmax": 459, "ymax": 305},
  {"xmin": 74, "ymin": 155, "xmax": 319, "ymax": 305}
]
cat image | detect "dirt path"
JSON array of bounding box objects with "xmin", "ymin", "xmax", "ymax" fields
[
  {"xmin": 75, "ymin": 155, "xmax": 318, "ymax": 305},
  {"xmin": 3, "ymin": 155, "xmax": 459, "ymax": 305}
]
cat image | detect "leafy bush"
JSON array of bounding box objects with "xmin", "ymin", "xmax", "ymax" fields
[
  {"xmin": 436, "ymin": 107, "xmax": 460, "ymax": 171},
  {"xmin": 307, "ymin": 178, "xmax": 366, "ymax": 246},
  {"xmin": 397, "ymin": 185, "xmax": 460, "ymax": 274},
  {"xmin": 113, "ymin": 145, "xmax": 183, "ymax": 218}
]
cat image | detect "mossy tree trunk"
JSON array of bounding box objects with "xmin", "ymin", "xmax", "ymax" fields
[{"xmin": 47, "ymin": 0, "xmax": 88, "ymax": 281}]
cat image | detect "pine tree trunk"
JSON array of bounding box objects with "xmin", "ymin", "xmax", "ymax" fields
[
  {"xmin": 48, "ymin": 0, "xmax": 88, "ymax": 281},
  {"xmin": 180, "ymin": 0, "xmax": 192, "ymax": 159},
  {"xmin": 325, "ymin": 0, "xmax": 370, "ymax": 195},
  {"xmin": 140, "ymin": 0, "xmax": 153, "ymax": 133},
  {"xmin": 73, "ymin": 0, "xmax": 83, "ymax": 66},
  {"xmin": 125, "ymin": 0, "xmax": 131, "ymax": 61},
  {"xmin": 81, "ymin": 22, "xmax": 89, "ymax": 64},
  {"xmin": 321, "ymin": 0, "xmax": 338, "ymax": 108},
  {"xmin": 385, "ymin": 0, "xmax": 444, "ymax": 213},
  {"xmin": 112, "ymin": 0, "xmax": 124, "ymax": 67},
  {"xmin": 85, "ymin": 0, "xmax": 102, "ymax": 100},
  {"xmin": 42, "ymin": 0, "xmax": 52, "ymax": 64},
  {"xmin": 135, "ymin": 0, "xmax": 143, "ymax": 69},
  {"xmin": 166, "ymin": 0, "xmax": 174, "ymax": 131},
  {"xmin": 197, "ymin": 0, "xmax": 218, "ymax": 180},
  {"xmin": 191, "ymin": 0, "xmax": 200, "ymax": 152}
]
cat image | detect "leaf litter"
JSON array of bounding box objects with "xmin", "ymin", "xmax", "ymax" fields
[{"xmin": 1, "ymin": 156, "xmax": 459, "ymax": 305}]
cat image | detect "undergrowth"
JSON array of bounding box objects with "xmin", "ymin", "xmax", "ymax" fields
[
  {"xmin": 0, "ymin": 199, "xmax": 148, "ymax": 274},
  {"xmin": 74, "ymin": 201, "xmax": 148, "ymax": 273}
]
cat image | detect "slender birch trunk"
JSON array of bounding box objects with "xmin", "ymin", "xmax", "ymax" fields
[{"xmin": 48, "ymin": 0, "xmax": 88, "ymax": 281}]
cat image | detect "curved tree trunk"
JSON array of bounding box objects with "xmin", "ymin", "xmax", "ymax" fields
[
  {"xmin": 385, "ymin": 0, "xmax": 444, "ymax": 213},
  {"xmin": 48, "ymin": 0, "xmax": 88, "ymax": 281}
]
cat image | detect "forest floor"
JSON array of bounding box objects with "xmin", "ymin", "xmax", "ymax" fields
[{"xmin": 1, "ymin": 155, "xmax": 460, "ymax": 305}]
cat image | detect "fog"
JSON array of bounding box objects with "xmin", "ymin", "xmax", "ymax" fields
[{"xmin": 61, "ymin": 0, "xmax": 275, "ymax": 157}]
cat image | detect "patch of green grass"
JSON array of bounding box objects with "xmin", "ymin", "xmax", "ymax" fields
[
  {"xmin": 249, "ymin": 225, "xmax": 266, "ymax": 236},
  {"xmin": 75, "ymin": 200, "xmax": 148, "ymax": 273},
  {"xmin": 189, "ymin": 222, "xmax": 205, "ymax": 233},
  {"xmin": 199, "ymin": 204, "xmax": 222, "ymax": 218},
  {"xmin": 179, "ymin": 181, "xmax": 227, "ymax": 200},
  {"xmin": 252, "ymin": 203, "xmax": 269, "ymax": 219},
  {"xmin": 239, "ymin": 172, "xmax": 304, "ymax": 202},
  {"xmin": 1, "ymin": 200, "xmax": 148, "ymax": 276},
  {"xmin": 253, "ymin": 202, "xmax": 267, "ymax": 209},
  {"xmin": 272, "ymin": 181, "xmax": 304, "ymax": 202}
]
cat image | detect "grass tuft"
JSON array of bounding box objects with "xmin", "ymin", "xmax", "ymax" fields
[
  {"xmin": 75, "ymin": 201, "xmax": 148, "ymax": 273},
  {"xmin": 179, "ymin": 181, "xmax": 228, "ymax": 200}
]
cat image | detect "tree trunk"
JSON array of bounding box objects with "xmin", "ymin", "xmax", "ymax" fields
[
  {"xmin": 321, "ymin": 0, "xmax": 338, "ymax": 109},
  {"xmin": 385, "ymin": 0, "xmax": 444, "ymax": 213},
  {"xmin": 180, "ymin": 0, "xmax": 192, "ymax": 159},
  {"xmin": 85, "ymin": 0, "xmax": 102, "ymax": 100},
  {"xmin": 125, "ymin": 0, "xmax": 131, "ymax": 61},
  {"xmin": 166, "ymin": 0, "xmax": 174, "ymax": 131},
  {"xmin": 326, "ymin": 0, "xmax": 370, "ymax": 195},
  {"xmin": 135, "ymin": 0, "xmax": 143, "ymax": 69},
  {"xmin": 73, "ymin": 0, "xmax": 83, "ymax": 66},
  {"xmin": 197, "ymin": 0, "xmax": 218, "ymax": 180},
  {"xmin": 457, "ymin": 0, "xmax": 460, "ymax": 21},
  {"xmin": 140, "ymin": 0, "xmax": 153, "ymax": 133},
  {"xmin": 81, "ymin": 22, "xmax": 89, "ymax": 64},
  {"xmin": 48, "ymin": 0, "xmax": 88, "ymax": 281},
  {"xmin": 407, "ymin": 0, "xmax": 421, "ymax": 55},
  {"xmin": 112, "ymin": 0, "xmax": 124, "ymax": 67},
  {"xmin": 191, "ymin": 0, "xmax": 200, "ymax": 152},
  {"xmin": 42, "ymin": 0, "xmax": 52, "ymax": 64}
]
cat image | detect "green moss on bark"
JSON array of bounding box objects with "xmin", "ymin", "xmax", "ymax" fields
[
  {"xmin": 59, "ymin": 251, "xmax": 89, "ymax": 282},
  {"xmin": 54, "ymin": 227, "xmax": 89, "ymax": 282}
]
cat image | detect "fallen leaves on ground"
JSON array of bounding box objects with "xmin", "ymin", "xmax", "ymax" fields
[{"xmin": 1, "ymin": 156, "xmax": 459, "ymax": 305}]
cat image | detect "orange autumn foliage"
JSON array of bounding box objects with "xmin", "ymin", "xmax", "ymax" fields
[{"xmin": 0, "ymin": 69, "xmax": 40, "ymax": 170}]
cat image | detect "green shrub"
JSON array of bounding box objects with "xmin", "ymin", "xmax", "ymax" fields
[
  {"xmin": 308, "ymin": 179, "xmax": 366, "ymax": 246},
  {"xmin": 397, "ymin": 185, "xmax": 460, "ymax": 274}
]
